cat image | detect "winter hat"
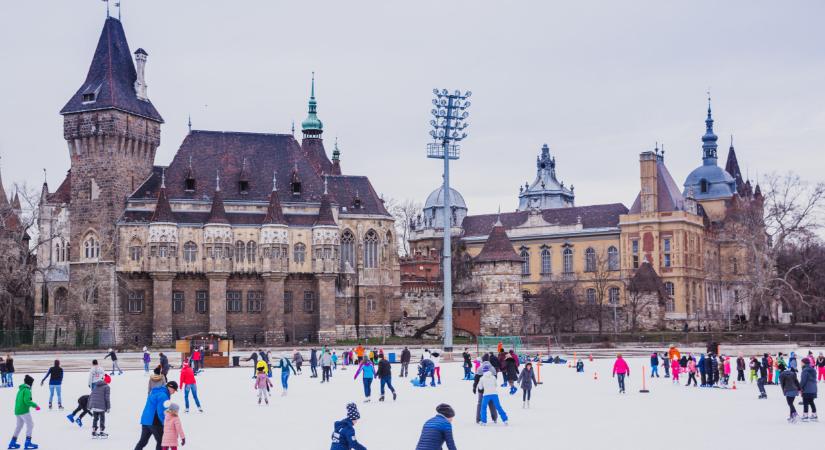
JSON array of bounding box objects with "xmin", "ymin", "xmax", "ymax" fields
[
  {"xmin": 346, "ymin": 403, "xmax": 360, "ymax": 421},
  {"xmin": 166, "ymin": 381, "xmax": 179, "ymax": 391},
  {"xmin": 108, "ymin": 348, "xmax": 113, "ymax": 353},
  {"xmin": 163, "ymin": 401, "xmax": 180, "ymax": 413},
  {"xmin": 143, "ymin": 347, "xmax": 147, "ymax": 352},
  {"xmin": 103, "ymin": 374, "xmax": 112, "ymax": 384},
  {"xmin": 23, "ymin": 375, "xmax": 34, "ymax": 386},
  {"xmin": 436, "ymin": 403, "xmax": 455, "ymax": 418}
]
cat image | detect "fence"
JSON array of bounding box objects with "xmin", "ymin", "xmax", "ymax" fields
[
  {"xmin": 0, "ymin": 329, "xmax": 101, "ymax": 350},
  {"xmin": 516, "ymin": 331, "xmax": 825, "ymax": 351}
]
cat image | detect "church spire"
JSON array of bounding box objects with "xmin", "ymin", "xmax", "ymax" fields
[
  {"xmin": 702, "ymin": 93, "xmax": 718, "ymax": 164},
  {"xmin": 301, "ymin": 72, "xmax": 323, "ymax": 139},
  {"xmin": 206, "ymin": 170, "xmax": 228, "ymax": 224}
]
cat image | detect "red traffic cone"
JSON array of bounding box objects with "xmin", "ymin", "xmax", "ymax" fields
[{"xmin": 732, "ymin": 381, "xmax": 737, "ymax": 390}]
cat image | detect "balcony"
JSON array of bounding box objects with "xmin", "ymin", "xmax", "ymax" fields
[
  {"xmin": 312, "ymin": 258, "xmax": 338, "ymax": 274},
  {"xmin": 147, "ymin": 256, "xmax": 177, "ymax": 273}
]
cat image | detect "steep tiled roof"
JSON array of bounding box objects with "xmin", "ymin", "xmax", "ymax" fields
[
  {"xmin": 122, "ymin": 210, "xmax": 319, "ymax": 227},
  {"xmin": 47, "ymin": 171, "xmax": 72, "ymax": 204},
  {"xmin": 60, "ymin": 18, "xmax": 163, "ymax": 122},
  {"xmin": 627, "ymin": 262, "xmax": 667, "ymax": 302},
  {"xmin": 462, "ymin": 203, "xmax": 627, "ymax": 237},
  {"xmin": 263, "ymin": 190, "xmax": 286, "ymax": 225},
  {"xmin": 206, "ymin": 186, "xmax": 229, "ymax": 224},
  {"xmin": 474, "ymin": 222, "xmax": 522, "ymax": 263},
  {"xmin": 129, "ymin": 131, "xmax": 389, "ymax": 217},
  {"xmin": 629, "ymin": 159, "xmax": 685, "ymax": 213},
  {"xmin": 150, "ymin": 184, "xmax": 174, "ymax": 223},
  {"xmin": 315, "ymin": 192, "xmax": 336, "ymax": 226}
]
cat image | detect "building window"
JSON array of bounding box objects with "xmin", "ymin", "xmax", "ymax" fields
[
  {"xmin": 700, "ymin": 178, "xmax": 709, "ymax": 194},
  {"xmin": 303, "ymin": 291, "xmax": 315, "ymax": 313},
  {"xmin": 226, "ymin": 290, "xmax": 242, "ymax": 313},
  {"xmin": 731, "ymin": 257, "xmax": 738, "ymax": 274},
  {"xmin": 665, "ymin": 281, "xmax": 675, "ymax": 297},
  {"xmin": 284, "ymin": 291, "xmax": 293, "ymax": 314},
  {"xmin": 608, "ymin": 246, "xmax": 619, "ymax": 271},
  {"xmin": 54, "ymin": 287, "xmax": 67, "ymax": 314},
  {"xmin": 84, "ymin": 287, "xmax": 98, "ymax": 304},
  {"xmin": 84, "ymin": 235, "xmax": 100, "ymax": 260},
  {"xmin": 246, "ymin": 241, "xmax": 257, "ymax": 262},
  {"xmin": 185, "ymin": 177, "xmax": 195, "ymax": 191},
  {"xmin": 608, "ymin": 287, "xmax": 620, "ymax": 305},
  {"xmin": 666, "ymin": 297, "xmax": 675, "ymax": 313},
  {"xmin": 294, "ymin": 243, "xmax": 306, "ymax": 264},
  {"xmin": 129, "ymin": 245, "xmax": 142, "ymax": 262},
  {"xmin": 520, "ymin": 247, "xmax": 530, "ymax": 276},
  {"xmin": 195, "ymin": 290, "xmax": 208, "ymax": 314},
  {"xmin": 341, "ymin": 230, "xmax": 355, "ymax": 270},
  {"xmin": 584, "ymin": 247, "xmax": 596, "ymax": 272},
  {"xmin": 367, "ymin": 296, "xmax": 377, "ymax": 312},
  {"xmin": 128, "ymin": 290, "xmax": 144, "ymax": 314},
  {"xmin": 734, "ymin": 289, "xmax": 741, "ymax": 303},
  {"xmin": 172, "ymin": 291, "xmax": 184, "ymax": 314},
  {"xmin": 586, "ymin": 288, "xmax": 596, "ymax": 305},
  {"xmin": 631, "ymin": 239, "xmax": 639, "ymax": 269},
  {"xmin": 663, "ymin": 238, "xmax": 672, "ymax": 268},
  {"xmin": 183, "ymin": 241, "xmax": 198, "ymax": 263},
  {"xmin": 234, "ymin": 241, "xmax": 245, "ymax": 262},
  {"xmin": 247, "ymin": 290, "xmax": 263, "ymax": 313},
  {"xmin": 364, "ymin": 230, "xmax": 379, "ymax": 268},
  {"xmin": 563, "ymin": 248, "xmax": 573, "ymax": 273},
  {"xmin": 157, "ymin": 245, "xmax": 169, "ymax": 258},
  {"xmin": 540, "ymin": 247, "xmax": 551, "ymax": 275}
]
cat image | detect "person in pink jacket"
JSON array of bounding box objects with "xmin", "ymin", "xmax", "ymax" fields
[
  {"xmin": 671, "ymin": 357, "xmax": 680, "ymax": 383},
  {"xmin": 612, "ymin": 354, "xmax": 630, "ymax": 394},
  {"xmin": 686, "ymin": 358, "xmax": 698, "ymax": 386},
  {"xmin": 723, "ymin": 357, "xmax": 732, "ymax": 386},
  {"xmin": 160, "ymin": 401, "xmax": 185, "ymax": 450}
]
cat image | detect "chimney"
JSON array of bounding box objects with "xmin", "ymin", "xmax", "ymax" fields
[
  {"xmin": 134, "ymin": 48, "xmax": 148, "ymax": 101},
  {"xmin": 639, "ymin": 151, "xmax": 658, "ymax": 214}
]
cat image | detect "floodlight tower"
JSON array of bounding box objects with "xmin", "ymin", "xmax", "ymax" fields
[{"xmin": 427, "ymin": 88, "xmax": 471, "ymax": 351}]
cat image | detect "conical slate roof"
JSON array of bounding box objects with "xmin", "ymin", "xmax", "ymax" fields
[
  {"xmin": 474, "ymin": 220, "xmax": 522, "ymax": 263},
  {"xmin": 263, "ymin": 176, "xmax": 286, "ymax": 225},
  {"xmin": 151, "ymin": 177, "xmax": 174, "ymax": 223},
  {"xmin": 60, "ymin": 17, "xmax": 163, "ymax": 122},
  {"xmin": 206, "ymin": 179, "xmax": 229, "ymax": 224},
  {"xmin": 315, "ymin": 192, "xmax": 336, "ymax": 226}
]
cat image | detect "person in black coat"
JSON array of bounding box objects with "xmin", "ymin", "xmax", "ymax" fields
[
  {"xmin": 400, "ymin": 347, "xmax": 411, "ymax": 378},
  {"xmin": 751, "ymin": 356, "xmax": 767, "ymax": 399},
  {"xmin": 503, "ymin": 355, "xmax": 519, "ymax": 394},
  {"xmin": 462, "ymin": 349, "xmax": 472, "ymax": 380},
  {"xmin": 376, "ymin": 355, "xmax": 396, "ymax": 401},
  {"xmin": 310, "ymin": 348, "xmax": 319, "ymax": 378},
  {"xmin": 159, "ymin": 352, "xmax": 170, "ymax": 378},
  {"xmin": 489, "ymin": 352, "xmax": 501, "ymax": 379}
]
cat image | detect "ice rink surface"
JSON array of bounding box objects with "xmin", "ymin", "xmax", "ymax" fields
[{"xmin": 0, "ymin": 351, "xmax": 823, "ymax": 449}]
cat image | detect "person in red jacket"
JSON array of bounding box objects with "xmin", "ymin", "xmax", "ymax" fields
[
  {"xmin": 612, "ymin": 354, "xmax": 630, "ymax": 394},
  {"xmin": 190, "ymin": 348, "xmax": 202, "ymax": 374},
  {"xmin": 178, "ymin": 363, "xmax": 203, "ymax": 413}
]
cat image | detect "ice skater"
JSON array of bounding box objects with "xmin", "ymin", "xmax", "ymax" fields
[
  {"xmin": 321, "ymin": 350, "xmax": 333, "ymax": 383},
  {"xmin": 503, "ymin": 353, "xmax": 519, "ymax": 395},
  {"xmin": 400, "ymin": 347, "xmax": 411, "ymax": 378},
  {"xmin": 160, "ymin": 401, "xmax": 185, "ymax": 450},
  {"xmin": 254, "ymin": 366, "xmax": 272, "ymax": 405},
  {"xmin": 88, "ymin": 360, "xmax": 104, "ymax": 389},
  {"xmin": 650, "ymin": 352, "xmax": 659, "ymax": 378},
  {"xmin": 736, "ymin": 353, "xmax": 746, "ymax": 382},
  {"xmin": 415, "ymin": 358, "xmax": 436, "ymax": 387},
  {"xmin": 353, "ymin": 357, "xmax": 376, "ymax": 402},
  {"xmin": 134, "ymin": 381, "xmax": 178, "ymax": 450},
  {"xmin": 478, "ymin": 365, "xmax": 508, "ymax": 425},
  {"xmin": 275, "ymin": 354, "xmax": 297, "ymax": 396},
  {"xmin": 661, "ymin": 352, "xmax": 670, "ymax": 378},
  {"xmin": 66, "ymin": 394, "xmax": 90, "ymax": 427},
  {"xmin": 376, "ymin": 354, "xmax": 396, "ymax": 402},
  {"xmin": 415, "ymin": 404, "xmax": 457, "ymax": 450},
  {"xmin": 462, "ymin": 349, "xmax": 473, "ymax": 380},
  {"xmin": 473, "ymin": 359, "xmax": 498, "ymax": 423},
  {"xmin": 310, "ymin": 348, "xmax": 319, "ymax": 378},
  {"xmin": 88, "ymin": 374, "xmax": 111, "ymax": 439},
  {"xmin": 7, "ymin": 375, "xmax": 39, "ymax": 449},
  {"xmin": 143, "ymin": 347, "xmax": 151, "ymax": 375},
  {"xmin": 518, "ymin": 362, "xmax": 537, "ymax": 408},
  {"xmin": 686, "ymin": 357, "xmax": 698, "ymax": 387},
  {"xmin": 178, "ymin": 362, "xmax": 203, "ymax": 413},
  {"xmin": 670, "ymin": 357, "xmax": 680, "ymax": 384},
  {"xmin": 779, "ymin": 363, "xmax": 800, "ymax": 422},
  {"xmin": 103, "ymin": 348, "xmax": 123, "ymax": 375},
  {"xmin": 612, "ymin": 354, "xmax": 630, "ymax": 394},
  {"xmin": 330, "ymin": 403, "xmax": 367, "ymax": 450},
  {"xmin": 4, "ymin": 354, "xmax": 14, "ymax": 388},
  {"xmin": 754, "ymin": 356, "xmax": 767, "ymax": 399},
  {"xmin": 293, "ymin": 350, "xmax": 303, "ymax": 375},
  {"xmin": 39, "ymin": 360, "xmax": 63, "ymax": 410},
  {"xmin": 800, "ymin": 358, "xmax": 818, "ymax": 421},
  {"xmin": 817, "ymin": 353, "xmax": 825, "ymax": 382}
]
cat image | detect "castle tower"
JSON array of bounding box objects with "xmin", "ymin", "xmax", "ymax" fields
[
  {"xmin": 58, "ymin": 17, "xmax": 163, "ymax": 344},
  {"xmin": 300, "ymin": 73, "xmax": 333, "ymax": 174}
]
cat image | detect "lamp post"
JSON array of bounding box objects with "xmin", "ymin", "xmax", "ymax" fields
[{"xmin": 427, "ymin": 88, "xmax": 471, "ymax": 352}]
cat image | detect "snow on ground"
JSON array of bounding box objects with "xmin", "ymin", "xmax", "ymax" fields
[{"xmin": 0, "ymin": 349, "xmax": 823, "ymax": 449}]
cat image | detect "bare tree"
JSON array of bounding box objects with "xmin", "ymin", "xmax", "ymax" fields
[
  {"xmin": 534, "ymin": 277, "xmax": 593, "ymax": 343},
  {"xmin": 384, "ymin": 197, "xmax": 422, "ymax": 256},
  {"xmin": 586, "ymin": 250, "xmax": 616, "ymax": 334},
  {"xmin": 624, "ymin": 268, "xmax": 664, "ymax": 332}
]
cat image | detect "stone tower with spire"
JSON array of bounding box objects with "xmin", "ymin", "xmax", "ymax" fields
[{"xmin": 58, "ymin": 17, "xmax": 163, "ymax": 344}]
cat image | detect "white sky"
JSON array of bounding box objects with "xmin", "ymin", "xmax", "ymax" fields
[{"xmin": 1, "ymin": 1, "xmax": 823, "ymax": 213}]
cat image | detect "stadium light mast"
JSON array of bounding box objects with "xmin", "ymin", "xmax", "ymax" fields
[{"xmin": 427, "ymin": 88, "xmax": 471, "ymax": 352}]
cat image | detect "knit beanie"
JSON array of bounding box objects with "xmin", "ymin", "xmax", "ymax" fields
[
  {"xmin": 346, "ymin": 403, "xmax": 360, "ymax": 421},
  {"xmin": 163, "ymin": 401, "xmax": 180, "ymax": 413},
  {"xmin": 23, "ymin": 375, "xmax": 34, "ymax": 386},
  {"xmin": 436, "ymin": 403, "xmax": 455, "ymax": 418},
  {"xmin": 166, "ymin": 381, "xmax": 179, "ymax": 391}
]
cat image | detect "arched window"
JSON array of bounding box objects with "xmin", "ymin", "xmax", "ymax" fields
[
  {"xmin": 520, "ymin": 247, "xmax": 530, "ymax": 276},
  {"xmin": 607, "ymin": 246, "xmax": 619, "ymax": 271},
  {"xmin": 540, "ymin": 247, "xmax": 551, "ymax": 275},
  {"xmin": 586, "ymin": 288, "xmax": 596, "ymax": 305},
  {"xmin": 183, "ymin": 241, "xmax": 198, "ymax": 263},
  {"xmin": 584, "ymin": 247, "xmax": 596, "ymax": 272},
  {"xmin": 54, "ymin": 287, "xmax": 68, "ymax": 315},
  {"xmin": 129, "ymin": 244, "xmax": 142, "ymax": 262},
  {"xmin": 294, "ymin": 243, "xmax": 306, "ymax": 264},
  {"xmin": 364, "ymin": 230, "xmax": 378, "ymax": 268},
  {"xmin": 84, "ymin": 234, "xmax": 100, "ymax": 260},
  {"xmin": 563, "ymin": 248, "xmax": 573, "ymax": 273},
  {"xmin": 247, "ymin": 241, "xmax": 257, "ymax": 262},
  {"xmin": 608, "ymin": 286, "xmax": 621, "ymax": 305},
  {"xmin": 234, "ymin": 241, "xmax": 245, "ymax": 262},
  {"xmin": 84, "ymin": 286, "xmax": 98, "ymax": 304},
  {"xmin": 341, "ymin": 230, "xmax": 355, "ymax": 270}
]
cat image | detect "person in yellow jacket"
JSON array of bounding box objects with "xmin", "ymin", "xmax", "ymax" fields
[{"xmin": 256, "ymin": 360, "xmax": 270, "ymax": 378}]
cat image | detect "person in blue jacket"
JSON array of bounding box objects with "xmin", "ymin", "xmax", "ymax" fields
[
  {"xmin": 40, "ymin": 360, "xmax": 64, "ymax": 410},
  {"xmin": 330, "ymin": 403, "xmax": 367, "ymax": 450},
  {"xmin": 276, "ymin": 355, "xmax": 297, "ymax": 396},
  {"xmin": 353, "ymin": 359, "xmax": 376, "ymax": 402},
  {"xmin": 415, "ymin": 404, "xmax": 457, "ymax": 450},
  {"xmin": 134, "ymin": 381, "xmax": 178, "ymax": 450}
]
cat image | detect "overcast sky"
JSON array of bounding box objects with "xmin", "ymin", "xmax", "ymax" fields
[{"xmin": 1, "ymin": 1, "xmax": 823, "ymax": 214}]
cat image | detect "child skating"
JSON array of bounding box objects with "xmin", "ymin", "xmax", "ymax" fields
[
  {"xmin": 800, "ymin": 358, "xmax": 818, "ymax": 421},
  {"xmin": 254, "ymin": 366, "xmax": 272, "ymax": 405},
  {"xmin": 88, "ymin": 374, "xmax": 111, "ymax": 439},
  {"xmin": 8, "ymin": 375, "xmax": 39, "ymax": 449},
  {"xmin": 612, "ymin": 354, "xmax": 630, "ymax": 394},
  {"xmin": 518, "ymin": 362, "xmax": 537, "ymax": 408},
  {"xmin": 330, "ymin": 403, "xmax": 366, "ymax": 450},
  {"xmin": 670, "ymin": 357, "xmax": 680, "ymax": 384},
  {"xmin": 160, "ymin": 401, "xmax": 186, "ymax": 450},
  {"xmin": 779, "ymin": 362, "xmax": 800, "ymax": 423}
]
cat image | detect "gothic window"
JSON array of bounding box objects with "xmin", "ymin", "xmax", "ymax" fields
[
  {"xmin": 584, "ymin": 247, "xmax": 596, "ymax": 272},
  {"xmin": 172, "ymin": 291, "xmax": 184, "ymax": 314},
  {"xmin": 364, "ymin": 230, "xmax": 379, "ymax": 268},
  {"xmin": 366, "ymin": 295, "xmax": 377, "ymax": 312},
  {"xmin": 129, "ymin": 245, "xmax": 142, "ymax": 262},
  {"xmin": 540, "ymin": 247, "xmax": 551, "ymax": 275},
  {"xmin": 41, "ymin": 288, "xmax": 49, "ymax": 314},
  {"xmin": 284, "ymin": 291, "xmax": 293, "ymax": 314},
  {"xmin": 84, "ymin": 286, "xmax": 98, "ymax": 304},
  {"xmin": 246, "ymin": 241, "xmax": 257, "ymax": 262},
  {"xmin": 247, "ymin": 290, "xmax": 263, "ymax": 313},
  {"xmin": 586, "ymin": 288, "xmax": 596, "ymax": 305},
  {"xmin": 234, "ymin": 241, "xmax": 245, "ymax": 262},
  {"xmin": 608, "ymin": 286, "xmax": 620, "ymax": 305},
  {"xmin": 631, "ymin": 239, "xmax": 639, "ymax": 269},
  {"xmin": 303, "ymin": 291, "xmax": 315, "ymax": 313},
  {"xmin": 54, "ymin": 287, "xmax": 67, "ymax": 315},
  {"xmin": 294, "ymin": 243, "xmax": 306, "ymax": 264},
  {"xmin": 84, "ymin": 234, "xmax": 100, "ymax": 260},
  {"xmin": 563, "ymin": 248, "xmax": 574, "ymax": 273},
  {"xmin": 608, "ymin": 246, "xmax": 619, "ymax": 271},
  {"xmin": 239, "ymin": 180, "xmax": 249, "ymax": 194},
  {"xmin": 520, "ymin": 247, "xmax": 530, "ymax": 276},
  {"xmin": 226, "ymin": 290, "xmax": 242, "ymax": 313},
  {"xmin": 157, "ymin": 245, "xmax": 168, "ymax": 258},
  {"xmin": 128, "ymin": 290, "xmax": 144, "ymax": 314},
  {"xmin": 183, "ymin": 242, "xmax": 198, "ymax": 263},
  {"xmin": 663, "ymin": 238, "xmax": 672, "ymax": 268},
  {"xmin": 340, "ymin": 230, "xmax": 355, "ymax": 270},
  {"xmin": 195, "ymin": 290, "xmax": 208, "ymax": 313}
]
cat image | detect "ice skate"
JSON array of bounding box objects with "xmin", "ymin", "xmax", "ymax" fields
[
  {"xmin": 76, "ymin": 418, "xmax": 83, "ymax": 427},
  {"xmin": 379, "ymin": 395, "xmax": 385, "ymax": 402},
  {"xmin": 22, "ymin": 438, "xmax": 37, "ymax": 449},
  {"xmin": 198, "ymin": 407, "xmax": 203, "ymax": 413},
  {"xmin": 48, "ymin": 404, "xmax": 52, "ymax": 410},
  {"xmin": 788, "ymin": 412, "xmax": 799, "ymax": 423},
  {"xmin": 811, "ymin": 414, "xmax": 818, "ymax": 421},
  {"xmin": 392, "ymin": 392, "xmax": 397, "ymax": 401},
  {"xmin": 98, "ymin": 432, "xmax": 108, "ymax": 439},
  {"xmin": 258, "ymin": 398, "xmax": 261, "ymax": 405},
  {"xmin": 802, "ymin": 413, "xmax": 809, "ymax": 422},
  {"xmin": 58, "ymin": 404, "xmax": 64, "ymax": 411},
  {"xmin": 7, "ymin": 437, "xmax": 20, "ymax": 449},
  {"xmin": 66, "ymin": 414, "xmax": 75, "ymax": 424},
  {"xmin": 92, "ymin": 430, "xmax": 99, "ymax": 439},
  {"xmin": 522, "ymin": 401, "xmax": 526, "ymax": 409},
  {"xmin": 363, "ymin": 398, "xmax": 371, "ymax": 403},
  {"xmin": 185, "ymin": 408, "xmax": 189, "ymax": 413}
]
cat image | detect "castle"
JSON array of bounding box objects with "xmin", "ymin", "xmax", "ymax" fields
[{"xmin": 33, "ymin": 17, "xmax": 400, "ymax": 347}]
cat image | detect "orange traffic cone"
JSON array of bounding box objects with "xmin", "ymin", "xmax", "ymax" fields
[
  {"xmin": 594, "ymin": 371, "xmax": 599, "ymax": 380},
  {"xmin": 568, "ymin": 361, "xmax": 572, "ymax": 368},
  {"xmin": 732, "ymin": 381, "xmax": 737, "ymax": 390}
]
